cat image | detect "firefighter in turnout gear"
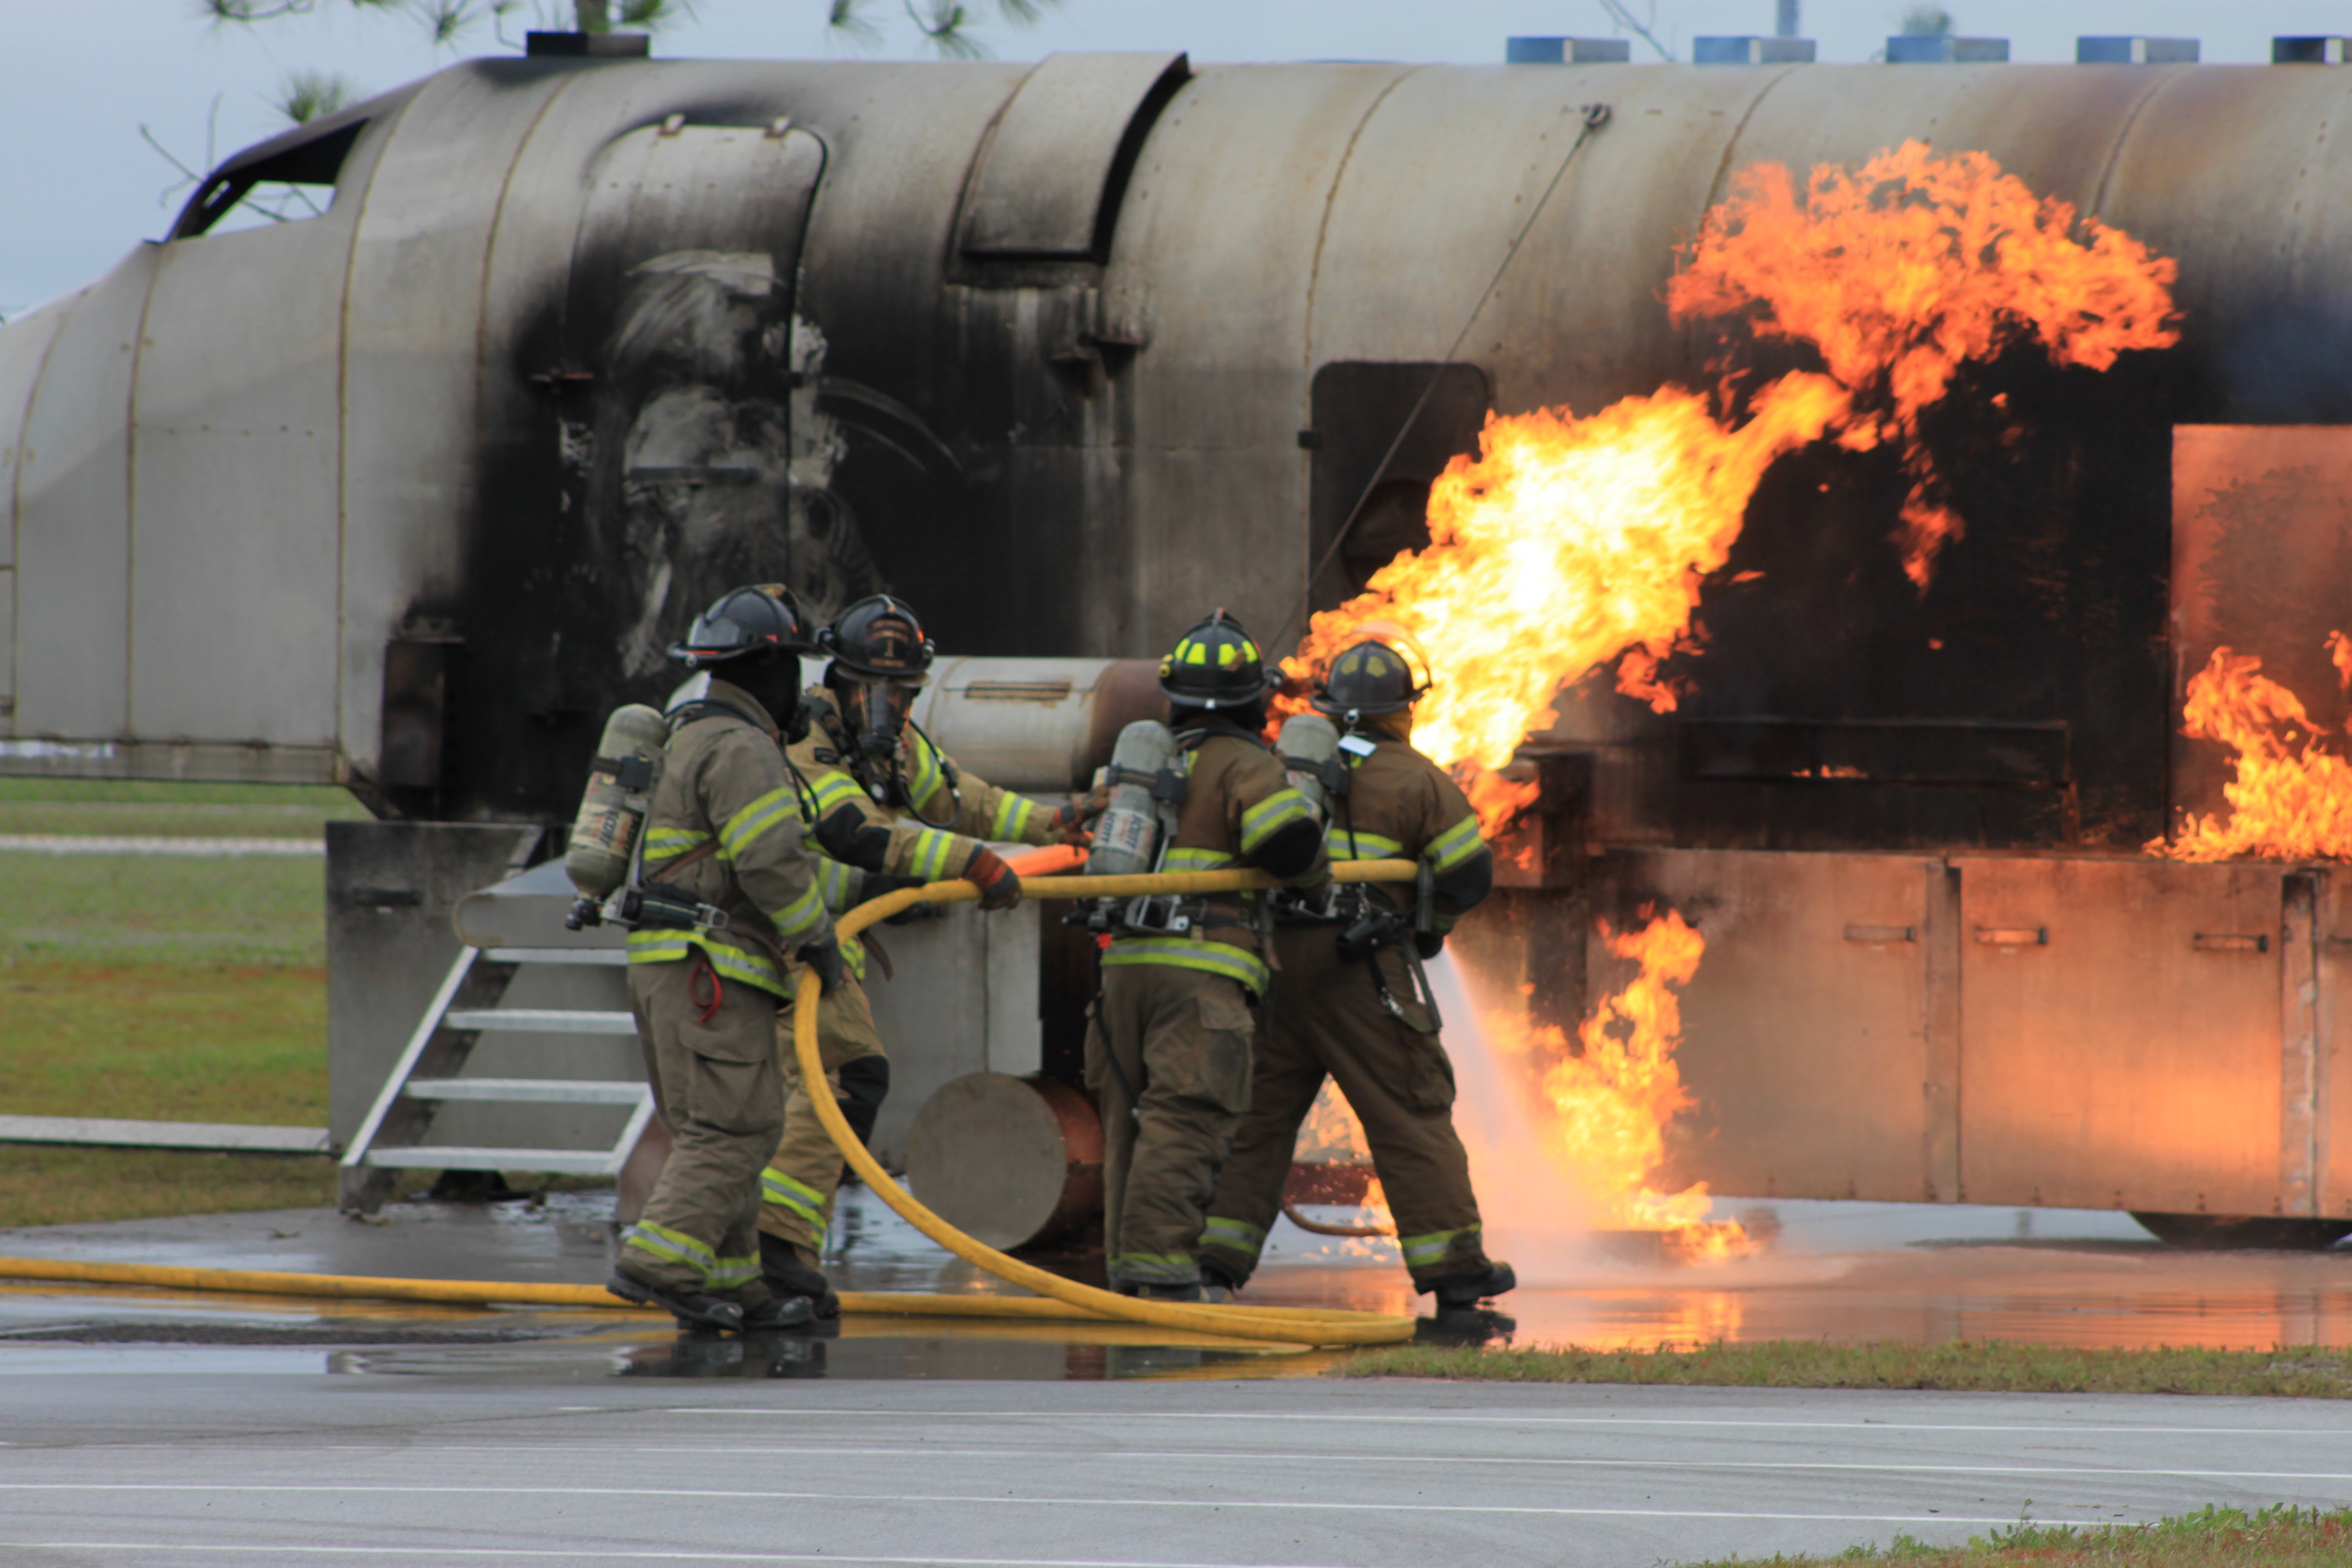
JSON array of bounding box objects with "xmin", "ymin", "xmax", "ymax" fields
[
  {"xmin": 757, "ymin": 593, "xmax": 1098, "ymax": 1311},
  {"xmin": 609, "ymin": 585, "xmax": 840, "ymax": 1334},
  {"xmin": 1088, "ymin": 611, "xmax": 1330, "ymax": 1298},
  {"xmin": 1199, "ymin": 636, "xmax": 1515, "ymax": 1310}
]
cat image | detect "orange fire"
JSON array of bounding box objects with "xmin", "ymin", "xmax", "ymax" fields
[
  {"xmin": 1489, "ymin": 909, "xmax": 1751, "ymax": 1261},
  {"xmin": 2158, "ymin": 636, "xmax": 2352, "ymax": 861},
  {"xmin": 1287, "ymin": 142, "xmax": 2181, "ymax": 837},
  {"xmin": 1669, "ymin": 140, "xmax": 2181, "ymax": 587}
]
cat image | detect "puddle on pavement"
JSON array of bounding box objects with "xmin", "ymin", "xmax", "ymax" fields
[{"xmin": 1, "ymin": 1189, "xmax": 2349, "ymax": 1379}]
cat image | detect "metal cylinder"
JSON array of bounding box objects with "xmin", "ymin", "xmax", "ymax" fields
[
  {"xmin": 905, "ymin": 1072, "xmax": 1105, "ymax": 1250},
  {"xmin": 904, "ymin": 657, "xmax": 1165, "ymax": 793},
  {"xmin": 1276, "ymin": 712, "xmax": 1341, "ymax": 818},
  {"xmin": 563, "ymin": 703, "xmax": 668, "ymax": 899},
  {"xmin": 1085, "ymin": 719, "xmax": 1178, "ymax": 877}
]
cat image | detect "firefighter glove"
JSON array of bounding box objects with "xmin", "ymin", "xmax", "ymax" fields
[
  {"xmin": 1055, "ymin": 785, "xmax": 1112, "ymax": 845},
  {"xmin": 796, "ymin": 937, "xmax": 847, "ymax": 993},
  {"xmin": 962, "ymin": 845, "xmax": 1023, "ymax": 911},
  {"xmin": 814, "ymin": 803, "xmax": 892, "ymax": 871},
  {"xmin": 1414, "ymin": 930, "xmax": 1445, "ymax": 960}
]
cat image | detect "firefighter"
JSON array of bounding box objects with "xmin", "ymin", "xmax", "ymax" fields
[
  {"xmin": 1088, "ymin": 611, "xmax": 1330, "ymax": 1299},
  {"xmin": 757, "ymin": 593, "xmax": 1098, "ymax": 1311},
  {"xmin": 1198, "ymin": 636, "xmax": 1515, "ymax": 1311},
  {"xmin": 608, "ymin": 584, "xmax": 842, "ymax": 1334}
]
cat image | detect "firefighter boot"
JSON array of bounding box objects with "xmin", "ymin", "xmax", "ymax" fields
[
  {"xmin": 740, "ymin": 1293, "xmax": 818, "ymax": 1332},
  {"xmin": 760, "ymin": 1232, "xmax": 841, "ymax": 1318},
  {"xmin": 1198, "ymin": 1256, "xmax": 1245, "ymax": 1303},
  {"xmin": 1425, "ymin": 1260, "xmax": 1516, "ymax": 1310},
  {"xmin": 606, "ymin": 1268, "xmax": 745, "ymax": 1334}
]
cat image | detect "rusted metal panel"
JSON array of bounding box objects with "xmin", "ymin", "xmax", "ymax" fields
[
  {"xmin": 958, "ymin": 52, "xmax": 1189, "ymax": 261},
  {"xmin": 2169, "ymin": 425, "xmax": 2352, "ymax": 834},
  {"xmin": 1955, "ymin": 856, "xmax": 2285, "ymax": 1213},
  {"xmin": 1611, "ymin": 849, "xmax": 1936, "ymax": 1202}
]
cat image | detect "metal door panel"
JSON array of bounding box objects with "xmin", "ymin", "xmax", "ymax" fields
[
  {"xmin": 2316, "ymin": 872, "xmax": 2352, "ymax": 1220},
  {"xmin": 2170, "ymin": 425, "xmax": 2352, "ymax": 834},
  {"xmin": 11, "ymin": 249, "xmax": 158, "ymax": 740},
  {"xmin": 1957, "ymin": 856, "xmax": 2284, "ymax": 1213},
  {"xmin": 1614, "ymin": 849, "xmax": 1934, "ymax": 1201},
  {"xmin": 129, "ymin": 217, "xmax": 352, "ymax": 744}
]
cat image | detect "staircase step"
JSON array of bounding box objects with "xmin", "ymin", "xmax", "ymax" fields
[
  {"xmin": 484, "ymin": 947, "xmax": 628, "ymax": 966},
  {"xmin": 441, "ymin": 1009, "xmax": 637, "ymax": 1035},
  {"xmin": 361, "ymin": 1146, "xmax": 627, "ymax": 1175},
  {"xmin": 403, "ymin": 1078, "xmax": 647, "ymax": 1106}
]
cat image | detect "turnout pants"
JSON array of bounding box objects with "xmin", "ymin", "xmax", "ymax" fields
[
  {"xmin": 619, "ymin": 955, "xmax": 785, "ymax": 1304},
  {"xmin": 1088, "ymin": 962, "xmax": 1259, "ymax": 1288},
  {"xmin": 758, "ymin": 974, "xmax": 888, "ymax": 1253},
  {"xmin": 1201, "ymin": 926, "xmax": 1491, "ymax": 1290}
]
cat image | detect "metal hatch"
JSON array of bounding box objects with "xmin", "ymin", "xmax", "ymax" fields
[
  {"xmin": 957, "ymin": 51, "xmax": 1190, "ymax": 261},
  {"xmin": 1955, "ymin": 856, "xmax": 2289, "ymax": 1214}
]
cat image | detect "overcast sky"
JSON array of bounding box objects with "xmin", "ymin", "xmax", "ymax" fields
[{"xmin": 0, "ymin": 0, "xmax": 2335, "ymax": 315}]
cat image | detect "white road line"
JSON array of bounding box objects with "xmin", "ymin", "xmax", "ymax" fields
[
  {"xmin": 0, "ymin": 1550, "xmax": 1365, "ymax": 1568},
  {"xmin": 0, "ymin": 1483, "xmax": 2148, "ymax": 1522},
  {"xmin": 28, "ymin": 1446, "xmax": 2352, "ymax": 1482},
  {"xmin": 664, "ymin": 1408, "xmax": 2351, "ymax": 1438},
  {"xmin": 0, "ymin": 834, "xmax": 324, "ymax": 856}
]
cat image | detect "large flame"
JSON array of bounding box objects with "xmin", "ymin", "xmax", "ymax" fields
[
  {"xmin": 1287, "ymin": 141, "xmax": 2181, "ymax": 836},
  {"xmin": 1484, "ymin": 909, "xmax": 1750, "ymax": 1261},
  {"xmin": 2158, "ymin": 637, "xmax": 2352, "ymax": 861},
  {"xmin": 1669, "ymin": 140, "xmax": 2182, "ymax": 587}
]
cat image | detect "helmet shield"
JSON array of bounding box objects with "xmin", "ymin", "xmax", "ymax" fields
[{"xmin": 1158, "ymin": 610, "xmax": 1271, "ymax": 708}]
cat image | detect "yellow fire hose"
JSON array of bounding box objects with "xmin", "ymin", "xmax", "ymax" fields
[
  {"xmin": 791, "ymin": 861, "xmax": 1422, "ymax": 1348},
  {"xmin": 0, "ymin": 863, "xmax": 1421, "ymax": 1348}
]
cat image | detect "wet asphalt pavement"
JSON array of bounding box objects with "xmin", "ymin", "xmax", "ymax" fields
[{"xmin": 1, "ymin": 1190, "xmax": 2350, "ymax": 1565}]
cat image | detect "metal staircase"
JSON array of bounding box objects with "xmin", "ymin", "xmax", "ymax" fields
[{"xmin": 339, "ymin": 864, "xmax": 653, "ymax": 1214}]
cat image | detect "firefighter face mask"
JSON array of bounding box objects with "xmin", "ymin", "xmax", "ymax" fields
[{"xmin": 844, "ymin": 678, "xmax": 915, "ymax": 762}]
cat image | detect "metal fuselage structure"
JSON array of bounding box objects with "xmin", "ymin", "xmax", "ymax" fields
[{"xmin": 6, "ymin": 51, "xmax": 2352, "ymax": 1220}]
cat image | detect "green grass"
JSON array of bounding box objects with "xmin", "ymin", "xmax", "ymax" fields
[
  {"xmin": 1340, "ymin": 1340, "xmax": 2352, "ymax": 1398},
  {"xmin": 1675, "ymin": 1505, "xmax": 2352, "ymax": 1566},
  {"xmin": 0, "ymin": 782, "xmax": 352, "ymax": 1225},
  {"xmin": 0, "ymin": 1145, "xmax": 336, "ymax": 1227},
  {"xmin": 0, "ymin": 964, "xmax": 326, "ymax": 1124},
  {"xmin": 0, "ymin": 853, "xmax": 327, "ymax": 966},
  {"xmin": 0, "ymin": 778, "xmax": 369, "ymax": 840}
]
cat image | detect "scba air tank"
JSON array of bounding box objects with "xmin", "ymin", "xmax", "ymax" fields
[
  {"xmin": 565, "ymin": 704, "xmax": 671, "ymax": 899},
  {"xmin": 1085, "ymin": 720, "xmax": 1179, "ymax": 877},
  {"xmin": 1275, "ymin": 713, "xmax": 1342, "ymax": 817}
]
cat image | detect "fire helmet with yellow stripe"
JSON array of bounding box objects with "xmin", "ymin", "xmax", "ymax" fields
[
  {"xmin": 1312, "ymin": 637, "xmax": 1431, "ymax": 724},
  {"xmin": 1157, "ymin": 609, "xmax": 1271, "ymax": 709}
]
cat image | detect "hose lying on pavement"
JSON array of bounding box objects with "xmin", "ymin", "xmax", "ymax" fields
[
  {"xmin": 0, "ymin": 860, "xmax": 1420, "ymax": 1347},
  {"xmin": 790, "ymin": 860, "xmax": 1422, "ymax": 1349}
]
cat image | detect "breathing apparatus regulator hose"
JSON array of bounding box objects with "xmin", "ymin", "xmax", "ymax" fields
[{"xmin": 797, "ymin": 858, "xmax": 1425, "ymax": 1349}]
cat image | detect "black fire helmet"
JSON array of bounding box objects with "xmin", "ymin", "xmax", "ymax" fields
[
  {"xmin": 818, "ymin": 594, "xmax": 935, "ymax": 683},
  {"xmin": 667, "ymin": 583, "xmax": 818, "ymax": 668},
  {"xmin": 1158, "ymin": 610, "xmax": 1272, "ymax": 708},
  {"xmin": 1313, "ymin": 637, "xmax": 1431, "ymax": 724}
]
